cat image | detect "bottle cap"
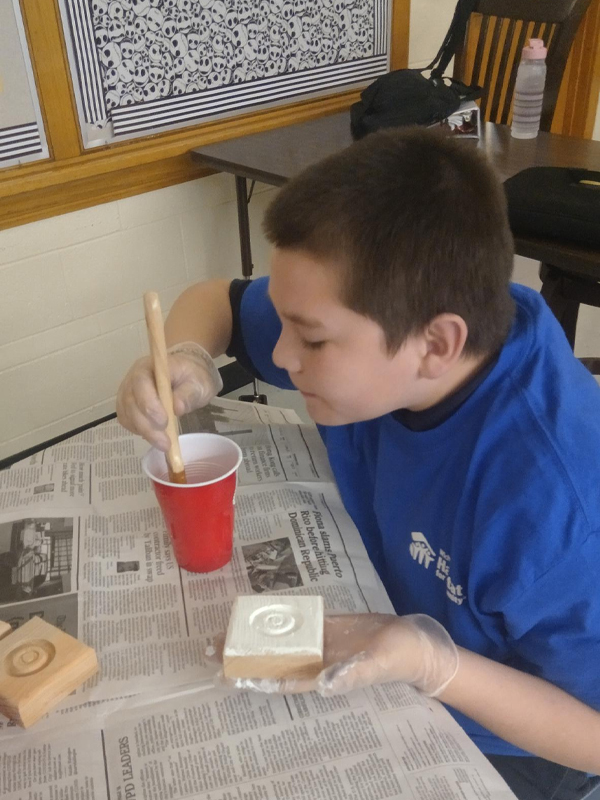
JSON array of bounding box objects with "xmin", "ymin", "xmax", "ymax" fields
[{"xmin": 523, "ymin": 38, "xmax": 547, "ymax": 59}]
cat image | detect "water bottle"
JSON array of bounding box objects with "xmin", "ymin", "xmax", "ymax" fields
[{"xmin": 511, "ymin": 38, "xmax": 547, "ymax": 139}]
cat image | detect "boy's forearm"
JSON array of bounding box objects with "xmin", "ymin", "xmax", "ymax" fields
[
  {"xmin": 439, "ymin": 647, "xmax": 600, "ymax": 774},
  {"xmin": 164, "ymin": 280, "xmax": 233, "ymax": 358}
]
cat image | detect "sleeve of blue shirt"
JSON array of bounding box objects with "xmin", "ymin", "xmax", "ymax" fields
[
  {"xmin": 226, "ymin": 276, "xmax": 296, "ymax": 391},
  {"xmin": 501, "ymin": 531, "xmax": 600, "ymax": 708}
]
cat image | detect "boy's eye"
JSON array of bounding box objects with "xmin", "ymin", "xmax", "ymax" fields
[{"xmin": 301, "ymin": 339, "xmax": 326, "ymax": 350}]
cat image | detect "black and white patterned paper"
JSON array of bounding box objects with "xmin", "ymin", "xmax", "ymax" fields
[
  {"xmin": 0, "ymin": 123, "xmax": 44, "ymax": 163},
  {"xmin": 63, "ymin": 0, "xmax": 389, "ymax": 138},
  {"xmin": 1, "ymin": 0, "xmax": 48, "ymax": 167}
]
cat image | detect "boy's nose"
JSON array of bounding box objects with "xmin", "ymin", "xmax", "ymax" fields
[{"xmin": 273, "ymin": 331, "xmax": 301, "ymax": 374}]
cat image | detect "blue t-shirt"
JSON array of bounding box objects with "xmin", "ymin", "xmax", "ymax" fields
[{"xmin": 232, "ymin": 276, "xmax": 600, "ymax": 757}]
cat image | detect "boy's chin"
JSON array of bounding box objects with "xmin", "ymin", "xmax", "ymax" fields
[
  {"xmin": 305, "ymin": 400, "xmax": 366, "ymax": 427},
  {"xmin": 304, "ymin": 400, "xmax": 344, "ymax": 427}
]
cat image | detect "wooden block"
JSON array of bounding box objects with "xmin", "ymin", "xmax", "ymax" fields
[
  {"xmin": 0, "ymin": 621, "xmax": 12, "ymax": 641},
  {"xmin": 0, "ymin": 617, "xmax": 98, "ymax": 728},
  {"xmin": 223, "ymin": 595, "xmax": 324, "ymax": 681}
]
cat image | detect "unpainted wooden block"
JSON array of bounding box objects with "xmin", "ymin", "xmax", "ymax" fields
[
  {"xmin": 0, "ymin": 617, "xmax": 98, "ymax": 728},
  {"xmin": 223, "ymin": 595, "xmax": 324, "ymax": 681}
]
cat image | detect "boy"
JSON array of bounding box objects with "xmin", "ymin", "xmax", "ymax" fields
[{"xmin": 118, "ymin": 129, "xmax": 600, "ymax": 799}]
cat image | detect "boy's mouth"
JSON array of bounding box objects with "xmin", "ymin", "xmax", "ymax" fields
[{"xmin": 292, "ymin": 380, "xmax": 316, "ymax": 398}]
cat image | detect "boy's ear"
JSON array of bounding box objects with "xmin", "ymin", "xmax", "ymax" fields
[{"xmin": 419, "ymin": 314, "xmax": 468, "ymax": 379}]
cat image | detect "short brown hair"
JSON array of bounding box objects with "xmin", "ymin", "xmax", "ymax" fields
[{"xmin": 263, "ymin": 127, "xmax": 515, "ymax": 355}]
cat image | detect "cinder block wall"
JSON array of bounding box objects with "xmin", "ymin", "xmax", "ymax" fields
[{"xmin": 0, "ymin": 176, "xmax": 277, "ymax": 459}]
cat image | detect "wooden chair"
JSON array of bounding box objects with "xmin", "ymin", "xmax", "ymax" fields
[
  {"xmin": 454, "ymin": 0, "xmax": 599, "ymax": 371},
  {"xmin": 453, "ymin": 0, "xmax": 593, "ymax": 130}
]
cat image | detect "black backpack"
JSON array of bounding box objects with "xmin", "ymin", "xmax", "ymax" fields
[
  {"xmin": 351, "ymin": 0, "xmax": 481, "ymax": 140},
  {"xmin": 504, "ymin": 167, "xmax": 600, "ymax": 249}
]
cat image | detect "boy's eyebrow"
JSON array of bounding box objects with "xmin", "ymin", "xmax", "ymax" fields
[
  {"xmin": 267, "ymin": 291, "xmax": 325, "ymax": 328},
  {"xmin": 279, "ymin": 312, "xmax": 324, "ymax": 328}
]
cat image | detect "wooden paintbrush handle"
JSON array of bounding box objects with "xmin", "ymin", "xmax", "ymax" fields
[{"xmin": 143, "ymin": 292, "xmax": 186, "ymax": 484}]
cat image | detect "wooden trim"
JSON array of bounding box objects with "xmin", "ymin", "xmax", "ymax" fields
[
  {"xmin": 20, "ymin": 0, "xmax": 82, "ymax": 160},
  {"xmin": 0, "ymin": 89, "xmax": 361, "ymax": 198},
  {"xmin": 1, "ymin": 0, "xmax": 410, "ymax": 231},
  {"xmin": 0, "ymin": 156, "xmax": 212, "ymax": 230},
  {"xmin": 391, "ymin": 0, "xmax": 411, "ymax": 70}
]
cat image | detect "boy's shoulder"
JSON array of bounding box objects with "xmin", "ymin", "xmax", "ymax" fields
[
  {"xmin": 476, "ymin": 283, "xmax": 600, "ymax": 530},
  {"xmin": 504, "ymin": 282, "xmax": 600, "ymax": 421}
]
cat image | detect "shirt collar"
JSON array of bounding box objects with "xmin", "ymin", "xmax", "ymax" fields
[{"xmin": 392, "ymin": 352, "xmax": 500, "ymax": 432}]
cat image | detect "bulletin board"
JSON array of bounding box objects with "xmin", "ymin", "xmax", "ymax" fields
[
  {"xmin": 0, "ymin": 0, "xmax": 48, "ymax": 167},
  {"xmin": 59, "ymin": 0, "xmax": 391, "ymax": 145}
]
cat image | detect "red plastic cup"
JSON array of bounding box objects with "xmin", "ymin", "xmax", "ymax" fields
[{"xmin": 142, "ymin": 433, "xmax": 243, "ymax": 573}]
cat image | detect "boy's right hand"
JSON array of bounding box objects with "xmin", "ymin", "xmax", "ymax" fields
[{"xmin": 116, "ymin": 342, "xmax": 223, "ymax": 451}]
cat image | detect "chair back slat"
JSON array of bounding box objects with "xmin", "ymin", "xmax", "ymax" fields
[
  {"xmin": 452, "ymin": 0, "xmax": 592, "ymax": 130},
  {"xmin": 488, "ymin": 18, "xmax": 515, "ymax": 122},
  {"xmin": 480, "ymin": 16, "xmax": 503, "ymax": 119},
  {"xmin": 500, "ymin": 19, "xmax": 532, "ymax": 124},
  {"xmin": 471, "ymin": 14, "xmax": 490, "ymax": 85},
  {"xmin": 546, "ymin": 22, "xmax": 558, "ymax": 50},
  {"xmin": 530, "ymin": 20, "xmax": 547, "ymax": 40}
]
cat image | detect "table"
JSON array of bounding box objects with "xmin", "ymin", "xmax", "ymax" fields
[
  {"xmin": 0, "ymin": 403, "xmax": 519, "ymax": 800},
  {"xmin": 191, "ymin": 113, "xmax": 600, "ymax": 281}
]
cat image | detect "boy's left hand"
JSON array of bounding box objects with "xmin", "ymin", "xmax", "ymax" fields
[{"xmin": 207, "ymin": 613, "xmax": 459, "ymax": 698}]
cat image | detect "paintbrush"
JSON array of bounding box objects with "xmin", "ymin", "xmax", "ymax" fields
[{"xmin": 143, "ymin": 291, "xmax": 186, "ymax": 484}]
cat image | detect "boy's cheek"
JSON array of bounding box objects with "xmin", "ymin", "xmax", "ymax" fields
[
  {"xmin": 302, "ymin": 394, "xmax": 341, "ymax": 423},
  {"xmin": 304, "ymin": 394, "xmax": 366, "ymax": 427}
]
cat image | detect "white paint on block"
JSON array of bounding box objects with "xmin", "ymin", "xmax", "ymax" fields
[
  {"xmin": 225, "ymin": 595, "xmax": 323, "ymax": 657},
  {"xmin": 223, "ymin": 595, "xmax": 324, "ymax": 680}
]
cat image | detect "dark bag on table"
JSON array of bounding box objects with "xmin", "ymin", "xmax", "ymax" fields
[
  {"xmin": 350, "ymin": 0, "xmax": 480, "ymax": 140},
  {"xmin": 504, "ymin": 167, "xmax": 600, "ymax": 249}
]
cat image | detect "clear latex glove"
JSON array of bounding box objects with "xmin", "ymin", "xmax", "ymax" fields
[
  {"xmin": 208, "ymin": 613, "xmax": 459, "ymax": 698},
  {"xmin": 116, "ymin": 341, "xmax": 223, "ymax": 451}
]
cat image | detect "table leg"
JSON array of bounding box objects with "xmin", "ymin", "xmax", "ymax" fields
[
  {"xmin": 234, "ymin": 176, "xmax": 267, "ymax": 403},
  {"xmin": 235, "ymin": 176, "xmax": 254, "ymax": 278}
]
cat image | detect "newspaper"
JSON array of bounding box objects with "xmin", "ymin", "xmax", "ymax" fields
[{"xmin": 0, "ymin": 398, "xmax": 515, "ymax": 799}]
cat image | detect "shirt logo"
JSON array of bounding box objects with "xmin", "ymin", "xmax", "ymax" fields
[
  {"xmin": 409, "ymin": 534, "xmax": 464, "ymax": 606},
  {"xmin": 409, "ymin": 531, "xmax": 436, "ymax": 568}
]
